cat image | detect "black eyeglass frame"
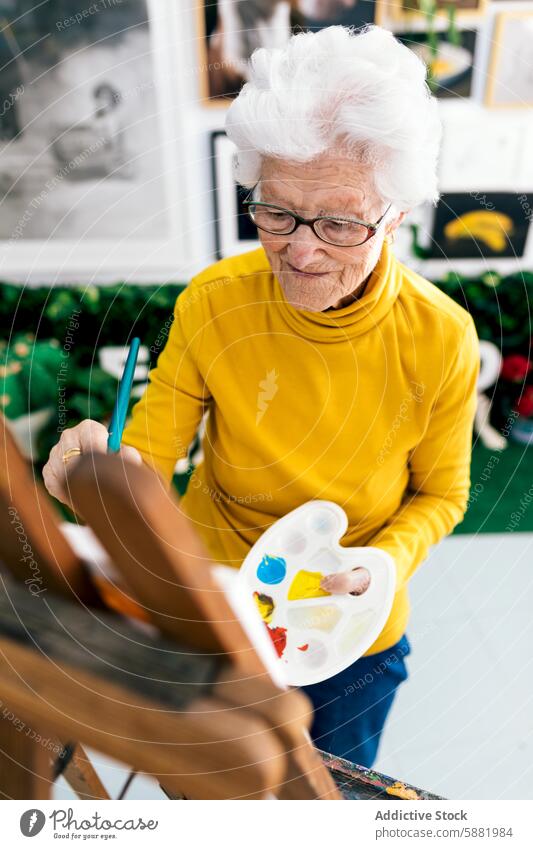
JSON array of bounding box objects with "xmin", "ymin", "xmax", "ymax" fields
[{"xmin": 242, "ymin": 189, "xmax": 393, "ymax": 248}]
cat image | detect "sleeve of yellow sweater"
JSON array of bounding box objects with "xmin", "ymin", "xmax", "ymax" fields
[
  {"xmin": 121, "ymin": 285, "xmax": 211, "ymax": 484},
  {"xmin": 368, "ymin": 314, "xmax": 480, "ymax": 591}
]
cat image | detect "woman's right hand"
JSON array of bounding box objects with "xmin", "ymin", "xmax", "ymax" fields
[{"xmin": 42, "ymin": 419, "xmax": 143, "ymax": 511}]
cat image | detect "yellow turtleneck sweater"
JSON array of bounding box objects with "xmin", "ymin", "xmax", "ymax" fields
[{"xmin": 122, "ymin": 240, "xmax": 479, "ymax": 655}]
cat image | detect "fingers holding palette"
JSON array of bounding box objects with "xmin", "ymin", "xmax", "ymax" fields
[{"xmin": 239, "ymin": 500, "xmax": 396, "ymax": 686}]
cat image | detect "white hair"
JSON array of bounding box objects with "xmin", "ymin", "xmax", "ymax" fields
[{"xmin": 224, "ymin": 24, "xmax": 442, "ymax": 212}]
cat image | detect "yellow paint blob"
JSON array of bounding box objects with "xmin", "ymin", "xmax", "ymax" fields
[
  {"xmin": 386, "ymin": 781, "xmax": 419, "ymax": 800},
  {"xmin": 287, "ymin": 570, "xmax": 331, "ymax": 601},
  {"xmin": 253, "ymin": 591, "xmax": 274, "ymax": 624}
]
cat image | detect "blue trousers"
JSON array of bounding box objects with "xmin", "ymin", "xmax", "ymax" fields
[{"xmin": 300, "ymin": 634, "xmax": 411, "ymax": 768}]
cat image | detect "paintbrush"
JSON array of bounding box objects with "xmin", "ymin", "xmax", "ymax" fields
[{"xmin": 107, "ymin": 337, "xmax": 141, "ymax": 454}]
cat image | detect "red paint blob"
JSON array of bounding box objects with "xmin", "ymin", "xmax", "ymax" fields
[
  {"xmin": 264, "ymin": 623, "xmax": 287, "ymax": 658},
  {"xmin": 297, "ymin": 643, "xmax": 309, "ymax": 652}
]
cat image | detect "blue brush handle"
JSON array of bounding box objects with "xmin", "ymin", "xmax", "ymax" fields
[{"xmin": 107, "ymin": 337, "xmax": 141, "ymax": 454}]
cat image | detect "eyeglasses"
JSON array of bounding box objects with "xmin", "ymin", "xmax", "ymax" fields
[{"xmin": 243, "ymin": 191, "xmax": 392, "ymax": 248}]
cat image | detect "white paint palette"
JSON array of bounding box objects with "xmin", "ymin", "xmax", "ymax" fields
[{"xmin": 238, "ymin": 500, "xmax": 396, "ymax": 686}]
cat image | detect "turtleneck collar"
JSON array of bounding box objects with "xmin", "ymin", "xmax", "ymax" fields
[{"xmin": 271, "ymin": 240, "xmax": 402, "ymax": 342}]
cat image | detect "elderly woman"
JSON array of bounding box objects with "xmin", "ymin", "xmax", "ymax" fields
[{"xmin": 44, "ymin": 25, "xmax": 479, "ymax": 769}]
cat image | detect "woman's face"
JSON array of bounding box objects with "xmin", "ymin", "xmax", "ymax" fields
[{"xmin": 257, "ymin": 153, "xmax": 404, "ymax": 312}]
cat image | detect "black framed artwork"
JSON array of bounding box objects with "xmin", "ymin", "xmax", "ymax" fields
[
  {"xmin": 292, "ymin": 0, "xmax": 378, "ymax": 32},
  {"xmin": 429, "ymin": 192, "xmax": 533, "ymax": 260},
  {"xmin": 199, "ymin": 0, "xmax": 380, "ymax": 105},
  {"xmin": 399, "ymin": 30, "xmax": 477, "ymax": 100},
  {"xmin": 210, "ymin": 130, "xmax": 260, "ymax": 259}
]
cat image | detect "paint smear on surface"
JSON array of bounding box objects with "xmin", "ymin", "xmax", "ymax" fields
[
  {"xmin": 288, "ymin": 604, "xmax": 342, "ymax": 633},
  {"xmin": 386, "ymin": 781, "xmax": 420, "ymax": 800},
  {"xmin": 337, "ymin": 610, "xmax": 374, "ymax": 654},
  {"xmin": 297, "ymin": 643, "xmax": 309, "ymax": 652},
  {"xmin": 264, "ymin": 623, "xmax": 287, "ymax": 658},
  {"xmin": 299, "ymin": 639, "xmax": 327, "ymax": 668},
  {"xmin": 253, "ymin": 591, "xmax": 275, "ymax": 623},
  {"xmin": 287, "ymin": 569, "xmax": 331, "ymax": 601},
  {"xmin": 257, "ymin": 554, "xmax": 286, "ymax": 585}
]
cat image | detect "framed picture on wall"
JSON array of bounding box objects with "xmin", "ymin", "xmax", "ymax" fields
[
  {"xmin": 210, "ymin": 130, "xmax": 260, "ymax": 259},
  {"xmin": 0, "ymin": 0, "xmax": 187, "ymax": 280},
  {"xmin": 384, "ymin": 0, "xmax": 486, "ymax": 21},
  {"xmin": 291, "ymin": 0, "xmax": 381, "ymax": 31},
  {"xmin": 399, "ymin": 30, "xmax": 477, "ymax": 99},
  {"xmin": 429, "ymin": 192, "xmax": 533, "ymax": 260},
  {"xmin": 198, "ymin": 0, "xmax": 383, "ymax": 106},
  {"xmin": 485, "ymin": 11, "xmax": 533, "ymax": 108}
]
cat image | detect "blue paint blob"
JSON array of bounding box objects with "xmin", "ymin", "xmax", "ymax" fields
[{"xmin": 257, "ymin": 554, "xmax": 287, "ymax": 585}]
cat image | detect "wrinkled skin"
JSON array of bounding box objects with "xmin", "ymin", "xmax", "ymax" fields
[{"xmin": 258, "ymin": 152, "xmax": 406, "ymax": 312}]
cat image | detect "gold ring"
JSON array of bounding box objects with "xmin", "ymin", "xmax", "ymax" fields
[{"xmin": 62, "ymin": 447, "xmax": 83, "ymax": 464}]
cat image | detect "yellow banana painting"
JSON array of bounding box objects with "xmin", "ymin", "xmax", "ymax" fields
[{"xmin": 444, "ymin": 210, "xmax": 514, "ymax": 253}]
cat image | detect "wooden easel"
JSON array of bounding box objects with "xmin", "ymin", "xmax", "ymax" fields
[
  {"xmin": 0, "ymin": 417, "xmax": 109, "ymax": 799},
  {"xmin": 63, "ymin": 450, "xmax": 341, "ymax": 800},
  {"xmin": 0, "ymin": 416, "xmax": 338, "ymax": 799},
  {"xmin": 0, "ymin": 415, "xmax": 442, "ymax": 800}
]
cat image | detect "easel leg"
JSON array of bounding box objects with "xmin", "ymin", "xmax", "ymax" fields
[
  {"xmin": 55, "ymin": 742, "xmax": 110, "ymax": 800},
  {"xmin": 0, "ymin": 714, "xmax": 53, "ymax": 799}
]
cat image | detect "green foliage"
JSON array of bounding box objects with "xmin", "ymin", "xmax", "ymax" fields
[
  {"xmin": 415, "ymin": 0, "xmax": 463, "ymax": 92},
  {"xmin": 436, "ymin": 268, "xmax": 533, "ymax": 354},
  {"xmin": 446, "ymin": 4, "xmax": 461, "ymax": 48},
  {"xmin": 0, "ymin": 280, "xmax": 185, "ymax": 466},
  {"xmin": 0, "ymin": 333, "xmax": 64, "ymax": 419}
]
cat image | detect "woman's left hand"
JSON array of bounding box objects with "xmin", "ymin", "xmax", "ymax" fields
[{"xmin": 320, "ymin": 567, "xmax": 371, "ymax": 595}]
